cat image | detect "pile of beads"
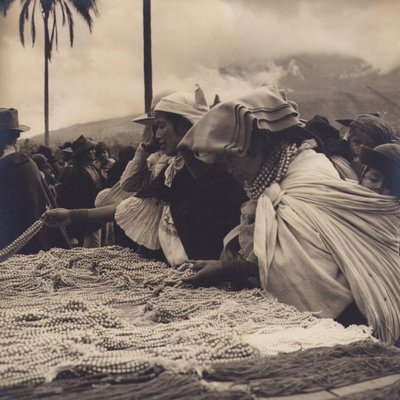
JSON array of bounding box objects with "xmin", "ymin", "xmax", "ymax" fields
[{"xmin": 0, "ymin": 246, "xmax": 371, "ymax": 388}]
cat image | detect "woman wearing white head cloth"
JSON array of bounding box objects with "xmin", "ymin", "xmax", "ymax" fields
[
  {"xmin": 179, "ymin": 86, "xmax": 400, "ymax": 345},
  {"xmin": 45, "ymin": 85, "xmax": 246, "ymax": 265}
]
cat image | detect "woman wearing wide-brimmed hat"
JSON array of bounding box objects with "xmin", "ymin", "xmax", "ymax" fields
[
  {"xmin": 46, "ymin": 86, "xmax": 246, "ymax": 265},
  {"xmin": 178, "ymin": 87, "xmax": 400, "ymax": 344},
  {"xmin": 0, "ymin": 108, "xmax": 69, "ymax": 254}
]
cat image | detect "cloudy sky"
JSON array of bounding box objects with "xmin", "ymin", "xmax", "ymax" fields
[{"xmin": 1, "ymin": 0, "xmax": 400, "ymax": 137}]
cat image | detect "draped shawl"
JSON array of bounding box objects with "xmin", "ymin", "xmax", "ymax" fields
[{"xmin": 251, "ymin": 149, "xmax": 400, "ymax": 343}]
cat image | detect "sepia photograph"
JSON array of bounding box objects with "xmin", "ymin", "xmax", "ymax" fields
[{"xmin": 0, "ymin": 0, "xmax": 399, "ymax": 398}]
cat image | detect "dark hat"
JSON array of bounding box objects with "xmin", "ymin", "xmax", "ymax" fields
[
  {"xmin": 71, "ymin": 135, "xmax": 95, "ymax": 158},
  {"xmin": 335, "ymin": 119, "xmax": 353, "ymax": 127},
  {"xmin": 0, "ymin": 108, "xmax": 30, "ymax": 132},
  {"xmin": 336, "ymin": 113, "xmax": 381, "ymax": 128},
  {"xmin": 306, "ymin": 115, "xmax": 340, "ymax": 139},
  {"xmin": 59, "ymin": 141, "xmax": 72, "ymax": 150},
  {"xmin": 360, "ymin": 144, "xmax": 400, "ymax": 195}
]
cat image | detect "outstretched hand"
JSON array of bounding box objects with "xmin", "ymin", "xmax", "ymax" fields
[
  {"xmin": 182, "ymin": 260, "xmax": 228, "ymax": 287},
  {"xmin": 42, "ymin": 208, "xmax": 73, "ymax": 226}
]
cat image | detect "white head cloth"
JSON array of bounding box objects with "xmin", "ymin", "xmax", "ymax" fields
[{"xmin": 154, "ymin": 84, "xmax": 209, "ymax": 125}]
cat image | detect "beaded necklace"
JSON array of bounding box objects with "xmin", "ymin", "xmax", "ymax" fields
[{"xmin": 244, "ymin": 141, "xmax": 298, "ymax": 200}]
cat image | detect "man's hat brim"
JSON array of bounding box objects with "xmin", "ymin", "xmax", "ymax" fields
[
  {"xmin": 359, "ymin": 145, "xmax": 400, "ymax": 176},
  {"xmin": 72, "ymin": 140, "xmax": 95, "ymax": 158},
  {"xmin": 2, "ymin": 124, "xmax": 31, "ymax": 133},
  {"xmin": 335, "ymin": 119, "xmax": 353, "ymax": 127},
  {"xmin": 132, "ymin": 112, "xmax": 154, "ymax": 126}
]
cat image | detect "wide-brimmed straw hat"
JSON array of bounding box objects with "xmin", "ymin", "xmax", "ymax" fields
[
  {"xmin": 132, "ymin": 89, "xmax": 177, "ymax": 125},
  {"xmin": 71, "ymin": 135, "xmax": 96, "ymax": 158},
  {"xmin": 0, "ymin": 108, "xmax": 30, "ymax": 132}
]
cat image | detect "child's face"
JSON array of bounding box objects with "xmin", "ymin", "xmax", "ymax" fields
[
  {"xmin": 361, "ymin": 167, "xmax": 392, "ymax": 195},
  {"xmin": 348, "ymin": 130, "xmax": 377, "ymax": 161}
]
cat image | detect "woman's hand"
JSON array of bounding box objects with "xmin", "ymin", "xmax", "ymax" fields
[
  {"xmin": 182, "ymin": 260, "xmax": 228, "ymax": 287},
  {"xmin": 43, "ymin": 208, "xmax": 73, "ymax": 226}
]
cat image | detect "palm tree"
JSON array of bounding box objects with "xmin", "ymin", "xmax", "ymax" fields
[
  {"xmin": 143, "ymin": 0, "xmax": 152, "ymax": 113},
  {"xmin": 0, "ymin": 0, "xmax": 99, "ymax": 146}
]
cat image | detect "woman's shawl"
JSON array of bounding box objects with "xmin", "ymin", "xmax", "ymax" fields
[{"xmin": 254, "ymin": 149, "xmax": 400, "ymax": 343}]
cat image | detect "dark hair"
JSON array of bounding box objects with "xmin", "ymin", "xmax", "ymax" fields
[
  {"xmin": 95, "ymin": 142, "xmax": 110, "ymax": 158},
  {"xmin": 248, "ymin": 124, "xmax": 315, "ymax": 158},
  {"xmin": 156, "ymin": 111, "xmax": 193, "ymax": 137},
  {"xmin": 361, "ymin": 165, "xmax": 400, "ymax": 197},
  {"xmin": 0, "ymin": 130, "xmax": 20, "ymax": 157}
]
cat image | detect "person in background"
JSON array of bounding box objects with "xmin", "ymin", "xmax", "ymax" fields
[
  {"xmin": 57, "ymin": 135, "xmax": 104, "ymax": 246},
  {"xmin": 105, "ymin": 145, "xmax": 136, "ymax": 188},
  {"xmin": 95, "ymin": 142, "xmax": 115, "ymax": 181},
  {"xmin": 31, "ymin": 153, "xmax": 58, "ymax": 197},
  {"xmin": 359, "ymin": 143, "xmax": 400, "ymax": 198},
  {"xmin": 0, "ymin": 108, "xmax": 69, "ymax": 253},
  {"xmin": 329, "ymin": 114, "xmax": 394, "ymax": 180},
  {"xmin": 45, "ymin": 86, "xmax": 246, "ymax": 265}
]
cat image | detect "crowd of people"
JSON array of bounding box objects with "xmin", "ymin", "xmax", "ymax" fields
[{"xmin": 1, "ymin": 85, "xmax": 399, "ymax": 345}]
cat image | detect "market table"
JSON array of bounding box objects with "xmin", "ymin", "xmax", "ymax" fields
[{"xmin": 1, "ymin": 247, "xmax": 398, "ymax": 399}]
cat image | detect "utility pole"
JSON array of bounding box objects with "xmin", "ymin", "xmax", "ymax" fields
[{"xmin": 143, "ymin": 0, "xmax": 153, "ymax": 113}]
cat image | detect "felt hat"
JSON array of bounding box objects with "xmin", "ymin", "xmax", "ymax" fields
[
  {"xmin": 360, "ymin": 143, "xmax": 400, "ymax": 195},
  {"xmin": 71, "ymin": 135, "xmax": 95, "ymax": 158},
  {"xmin": 0, "ymin": 108, "xmax": 30, "ymax": 132},
  {"xmin": 305, "ymin": 115, "xmax": 340, "ymax": 143},
  {"xmin": 335, "ymin": 119, "xmax": 353, "ymax": 127},
  {"xmin": 336, "ymin": 113, "xmax": 381, "ymax": 128}
]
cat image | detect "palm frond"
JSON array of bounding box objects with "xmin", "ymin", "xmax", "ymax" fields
[
  {"xmin": 58, "ymin": 0, "xmax": 65, "ymax": 25},
  {"xmin": 62, "ymin": 0, "xmax": 73, "ymax": 46},
  {"xmin": 0, "ymin": 0, "xmax": 17, "ymax": 16},
  {"xmin": 67, "ymin": 0, "xmax": 99, "ymax": 32},
  {"xmin": 18, "ymin": 0, "xmax": 31, "ymax": 47},
  {"xmin": 30, "ymin": 0, "xmax": 36, "ymax": 46}
]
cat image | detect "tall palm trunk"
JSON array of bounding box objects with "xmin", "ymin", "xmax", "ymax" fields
[
  {"xmin": 143, "ymin": 0, "xmax": 152, "ymax": 113},
  {"xmin": 43, "ymin": 12, "xmax": 50, "ymax": 146}
]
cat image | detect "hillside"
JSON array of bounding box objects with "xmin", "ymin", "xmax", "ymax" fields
[
  {"xmin": 31, "ymin": 115, "xmax": 145, "ymax": 148},
  {"xmin": 30, "ymin": 54, "xmax": 400, "ymax": 148}
]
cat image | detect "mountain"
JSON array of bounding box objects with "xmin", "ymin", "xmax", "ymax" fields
[
  {"xmin": 30, "ymin": 115, "xmax": 145, "ymax": 148},
  {"xmin": 29, "ymin": 54, "xmax": 400, "ymax": 149},
  {"xmin": 220, "ymin": 54, "xmax": 400, "ymax": 131}
]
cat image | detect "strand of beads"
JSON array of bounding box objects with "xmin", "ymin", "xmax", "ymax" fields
[
  {"xmin": 0, "ymin": 218, "xmax": 45, "ymax": 263},
  {"xmin": 244, "ymin": 141, "xmax": 298, "ymax": 200}
]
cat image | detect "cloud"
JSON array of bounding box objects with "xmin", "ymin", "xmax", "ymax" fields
[{"xmin": 0, "ymin": 0, "xmax": 399, "ymax": 137}]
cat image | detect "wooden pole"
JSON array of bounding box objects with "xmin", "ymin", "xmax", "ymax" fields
[{"xmin": 143, "ymin": 0, "xmax": 153, "ymax": 113}]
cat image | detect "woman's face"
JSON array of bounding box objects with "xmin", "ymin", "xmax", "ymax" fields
[
  {"xmin": 154, "ymin": 113, "xmax": 182, "ymax": 156},
  {"xmin": 360, "ymin": 167, "xmax": 392, "ymax": 195},
  {"xmin": 217, "ymin": 151, "xmax": 264, "ymax": 185},
  {"xmin": 348, "ymin": 130, "xmax": 377, "ymax": 161}
]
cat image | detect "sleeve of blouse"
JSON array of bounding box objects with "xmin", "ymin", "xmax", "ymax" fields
[{"xmin": 120, "ymin": 144, "xmax": 152, "ymax": 192}]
